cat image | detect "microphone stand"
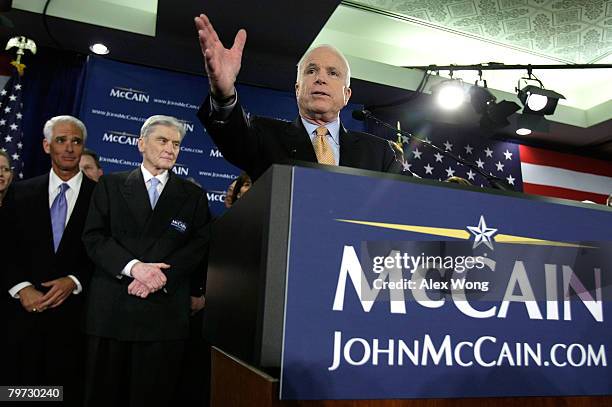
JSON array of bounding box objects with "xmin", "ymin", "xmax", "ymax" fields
[{"xmin": 358, "ymin": 110, "xmax": 513, "ymax": 191}]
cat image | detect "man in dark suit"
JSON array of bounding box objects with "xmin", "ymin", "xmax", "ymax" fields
[
  {"xmin": 194, "ymin": 14, "xmax": 402, "ymax": 181},
  {"xmin": 82, "ymin": 115, "xmax": 211, "ymax": 407},
  {"xmin": 2, "ymin": 115, "xmax": 95, "ymax": 405}
]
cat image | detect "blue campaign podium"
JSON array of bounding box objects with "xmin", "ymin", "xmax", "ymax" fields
[{"xmin": 203, "ymin": 164, "xmax": 612, "ymax": 406}]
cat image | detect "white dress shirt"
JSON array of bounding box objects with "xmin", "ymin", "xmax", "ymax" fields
[
  {"xmin": 9, "ymin": 170, "xmax": 85, "ymax": 298},
  {"xmin": 121, "ymin": 165, "xmax": 169, "ymax": 277}
]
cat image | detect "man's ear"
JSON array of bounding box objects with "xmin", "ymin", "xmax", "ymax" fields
[
  {"xmin": 42, "ymin": 138, "xmax": 50, "ymax": 154},
  {"xmin": 343, "ymin": 86, "xmax": 352, "ymax": 105},
  {"xmin": 137, "ymin": 137, "xmax": 145, "ymax": 153}
]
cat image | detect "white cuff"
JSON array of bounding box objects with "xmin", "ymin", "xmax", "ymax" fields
[
  {"xmin": 122, "ymin": 259, "xmax": 140, "ymax": 278},
  {"xmin": 210, "ymin": 90, "xmax": 237, "ymax": 121},
  {"xmin": 9, "ymin": 282, "xmax": 32, "ymax": 299},
  {"xmin": 67, "ymin": 275, "xmax": 82, "ymax": 294}
]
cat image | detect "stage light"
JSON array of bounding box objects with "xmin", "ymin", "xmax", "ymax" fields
[
  {"xmin": 516, "ymin": 114, "xmax": 550, "ymax": 135},
  {"xmin": 469, "ymin": 86, "xmax": 496, "ymax": 114},
  {"xmin": 470, "ymin": 84, "xmax": 520, "ymax": 129},
  {"xmin": 432, "ymin": 80, "xmax": 465, "ymax": 110},
  {"xmin": 516, "ymin": 78, "xmax": 565, "ymax": 116},
  {"xmin": 515, "ymin": 127, "xmax": 531, "ymax": 136},
  {"xmin": 89, "ymin": 43, "xmax": 109, "ymax": 55}
]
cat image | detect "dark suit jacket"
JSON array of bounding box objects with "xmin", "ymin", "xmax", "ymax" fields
[
  {"xmin": 82, "ymin": 169, "xmax": 210, "ymax": 341},
  {"xmin": 2, "ymin": 173, "xmax": 96, "ymax": 334},
  {"xmin": 198, "ymin": 97, "xmax": 402, "ymax": 180}
]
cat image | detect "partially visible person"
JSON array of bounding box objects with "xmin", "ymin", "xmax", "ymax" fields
[
  {"xmin": 80, "ymin": 148, "xmax": 103, "ymax": 182},
  {"xmin": 607, "ymin": 194, "xmax": 611, "ymax": 207},
  {"xmin": 82, "ymin": 114, "xmax": 211, "ymax": 407},
  {"xmin": 0, "ymin": 150, "xmax": 13, "ymax": 207},
  {"xmin": 231, "ymin": 172, "xmax": 252, "ymax": 203},
  {"xmin": 224, "ymin": 178, "xmax": 237, "ymax": 208},
  {"xmin": 1, "ymin": 115, "xmax": 95, "ymax": 406},
  {"xmin": 194, "ymin": 14, "xmax": 403, "ymax": 181},
  {"xmin": 445, "ymin": 176, "xmax": 472, "ymax": 186}
]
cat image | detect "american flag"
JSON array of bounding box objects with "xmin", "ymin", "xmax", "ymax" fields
[
  {"xmin": 519, "ymin": 145, "xmax": 612, "ymax": 204},
  {"xmin": 400, "ymin": 131, "xmax": 523, "ymax": 191},
  {"xmin": 0, "ymin": 68, "xmax": 24, "ymax": 179},
  {"xmin": 400, "ymin": 131, "xmax": 611, "ymax": 204}
]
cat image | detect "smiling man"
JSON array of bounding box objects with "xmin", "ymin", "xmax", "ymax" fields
[
  {"xmin": 195, "ymin": 14, "xmax": 402, "ymax": 181},
  {"xmin": 2, "ymin": 115, "xmax": 96, "ymax": 406},
  {"xmin": 82, "ymin": 115, "xmax": 211, "ymax": 407}
]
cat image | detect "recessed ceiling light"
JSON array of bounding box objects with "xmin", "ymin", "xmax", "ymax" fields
[
  {"xmin": 515, "ymin": 128, "xmax": 532, "ymax": 136},
  {"xmin": 89, "ymin": 43, "xmax": 109, "ymax": 55}
]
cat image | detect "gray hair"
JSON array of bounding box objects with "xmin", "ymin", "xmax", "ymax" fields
[
  {"xmin": 296, "ymin": 44, "xmax": 351, "ymax": 87},
  {"xmin": 43, "ymin": 115, "xmax": 88, "ymax": 142},
  {"xmin": 140, "ymin": 115, "xmax": 186, "ymax": 141}
]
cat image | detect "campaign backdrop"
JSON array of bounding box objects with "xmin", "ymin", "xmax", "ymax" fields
[
  {"xmin": 77, "ymin": 56, "xmax": 365, "ymax": 216},
  {"xmin": 281, "ymin": 167, "xmax": 612, "ymax": 399}
]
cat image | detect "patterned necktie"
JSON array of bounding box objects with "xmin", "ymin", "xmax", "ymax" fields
[
  {"xmin": 50, "ymin": 183, "xmax": 69, "ymax": 252},
  {"xmin": 313, "ymin": 126, "xmax": 336, "ymax": 165},
  {"xmin": 148, "ymin": 177, "xmax": 160, "ymax": 209}
]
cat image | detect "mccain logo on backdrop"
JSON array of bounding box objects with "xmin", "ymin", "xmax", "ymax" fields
[{"xmin": 109, "ymin": 86, "xmax": 150, "ymax": 103}]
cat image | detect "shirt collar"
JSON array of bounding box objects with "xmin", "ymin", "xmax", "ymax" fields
[
  {"xmin": 301, "ymin": 116, "xmax": 341, "ymax": 146},
  {"xmin": 49, "ymin": 169, "xmax": 83, "ymax": 193},
  {"xmin": 140, "ymin": 164, "xmax": 169, "ymax": 186}
]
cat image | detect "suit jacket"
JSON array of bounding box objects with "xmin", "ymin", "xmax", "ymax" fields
[
  {"xmin": 2, "ymin": 173, "xmax": 96, "ymax": 334},
  {"xmin": 198, "ymin": 97, "xmax": 402, "ymax": 180},
  {"xmin": 82, "ymin": 169, "xmax": 210, "ymax": 341}
]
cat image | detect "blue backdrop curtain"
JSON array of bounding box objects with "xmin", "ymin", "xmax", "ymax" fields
[{"xmin": 20, "ymin": 47, "xmax": 86, "ymax": 178}]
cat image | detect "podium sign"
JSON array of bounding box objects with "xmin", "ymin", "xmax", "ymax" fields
[{"xmin": 280, "ymin": 167, "xmax": 612, "ymax": 399}]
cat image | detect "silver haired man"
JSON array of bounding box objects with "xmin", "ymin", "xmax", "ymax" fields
[{"xmin": 82, "ymin": 115, "xmax": 211, "ymax": 407}]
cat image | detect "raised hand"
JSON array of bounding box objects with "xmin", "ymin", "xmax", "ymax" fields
[
  {"xmin": 130, "ymin": 262, "xmax": 169, "ymax": 292},
  {"xmin": 194, "ymin": 13, "xmax": 247, "ymax": 99}
]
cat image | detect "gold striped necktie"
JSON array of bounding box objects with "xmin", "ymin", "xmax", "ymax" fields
[{"xmin": 313, "ymin": 126, "xmax": 336, "ymax": 165}]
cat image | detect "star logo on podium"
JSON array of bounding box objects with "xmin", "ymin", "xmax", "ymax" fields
[{"xmin": 466, "ymin": 215, "xmax": 497, "ymax": 250}]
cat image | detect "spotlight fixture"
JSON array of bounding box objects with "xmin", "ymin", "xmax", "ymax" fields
[
  {"xmin": 515, "ymin": 114, "xmax": 550, "ymax": 136},
  {"xmin": 516, "ymin": 74, "xmax": 565, "ymax": 116},
  {"xmin": 89, "ymin": 43, "xmax": 109, "ymax": 55},
  {"xmin": 470, "ymin": 78, "xmax": 520, "ymax": 129},
  {"xmin": 432, "ymin": 79, "xmax": 466, "ymax": 110}
]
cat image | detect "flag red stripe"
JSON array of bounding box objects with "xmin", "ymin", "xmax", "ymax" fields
[
  {"xmin": 522, "ymin": 183, "xmax": 608, "ymax": 204},
  {"xmin": 519, "ymin": 145, "xmax": 612, "ymax": 178}
]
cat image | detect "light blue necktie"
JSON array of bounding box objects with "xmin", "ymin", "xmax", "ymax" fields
[
  {"xmin": 148, "ymin": 177, "xmax": 160, "ymax": 209},
  {"xmin": 50, "ymin": 183, "xmax": 69, "ymax": 252}
]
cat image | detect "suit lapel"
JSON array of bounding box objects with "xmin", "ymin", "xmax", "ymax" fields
[
  {"xmin": 120, "ymin": 169, "xmax": 151, "ymax": 230},
  {"xmin": 339, "ymin": 124, "xmax": 360, "ymax": 167},
  {"xmin": 142, "ymin": 172, "xmax": 189, "ymax": 244},
  {"xmin": 57, "ymin": 175, "xmax": 95, "ymax": 254},
  {"xmin": 34, "ymin": 175, "xmax": 56, "ymax": 255},
  {"xmin": 288, "ymin": 117, "xmax": 318, "ymax": 163}
]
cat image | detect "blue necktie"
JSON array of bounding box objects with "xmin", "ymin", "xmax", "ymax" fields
[
  {"xmin": 148, "ymin": 177, "xmax": 160, "ymax": 209},
  {"xmin": 50, "ymin": 183, "xmax": 69, "ymax": 252}
]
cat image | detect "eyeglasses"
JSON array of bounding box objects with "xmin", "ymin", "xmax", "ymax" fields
[{"xmin": 0, "ymin": 166, "xmax": 12, "ymax": 173}]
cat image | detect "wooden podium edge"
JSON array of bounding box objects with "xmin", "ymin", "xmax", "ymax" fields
[{"xmin": 210, "ymin": 347, "xmax": 611, "ymax": 407}]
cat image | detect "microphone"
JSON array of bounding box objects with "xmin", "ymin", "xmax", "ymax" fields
[
  {"xmin": 353, "ymin": 108, "xmax": 513, "ymax": 191},
  {"xmin": 351, "ymin": 109, "xmax": 371, "ymax": 122}
]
